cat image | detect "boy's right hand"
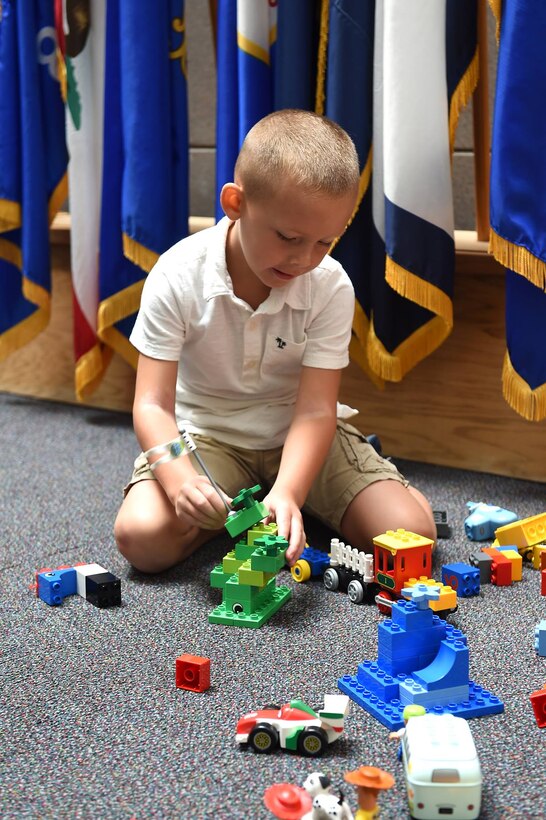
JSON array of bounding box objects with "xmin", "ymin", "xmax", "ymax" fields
[{"xmin": 174, "ymin": 475, "xmax": 231, "ymax": 531}]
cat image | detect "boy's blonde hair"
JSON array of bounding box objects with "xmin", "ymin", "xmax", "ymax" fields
[{"xmin": 234, "ymin": 109, "xmax": 359, "ymax": 200}]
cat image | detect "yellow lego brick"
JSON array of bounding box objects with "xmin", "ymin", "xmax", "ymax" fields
[
  {"xmin": 237, "ymin": 560, "xmax": 275, "ymax": 587},
  {"xmin": 532, "ymin": 544, "xmax": 546, "ymax": 570},
  {"xmin": 495, "ymin": 512, "xmax": 546, "ymax": 548},
  {"xmin": 373, "ymin": 528, "xmax": 434, "ymax": 553},
  {"xmin": 405, "ymin": 576, "xmax": 457, "ymax": 612},
  {"xmin": 222, "ymin": 552, "xmax": 243, "ymax": 574},
  {"xmin": 246, "ymin": 522, "xmax": 278, "ymax": 546},
  {"xmin": 501, "ymin": 549, "xmax": 523, "ymax": 581}
]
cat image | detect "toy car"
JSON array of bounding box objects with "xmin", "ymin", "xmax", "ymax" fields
[
  {"xmin": 464, "ymin": 502, "xmax": 518, "ymax": 541},
  {"xmin": 235, "ymin": 694, "xmax": 350, "ymax": 757}
]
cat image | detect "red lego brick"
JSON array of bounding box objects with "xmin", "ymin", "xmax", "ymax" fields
[
  {"xmin": 175, "ymin": 654, "xmax": 210, "ymax": 692},
  {"xmin": 541, "ymin": 569, "xmax": 546, "ymax": 597},
  {"xmin": 530, "ymin": 687, "xmax": 546, "ymax": 728},
  {"xmin": 482, "ymin": 548, "xmax": 512, "ymax": 586}
]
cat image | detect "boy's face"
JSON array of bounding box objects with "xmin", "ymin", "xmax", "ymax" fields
[{"xmin": 231, "ymin": 183, "xmax": 357, "ymax": 290}]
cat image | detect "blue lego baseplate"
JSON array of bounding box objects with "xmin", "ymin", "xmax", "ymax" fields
[
  {"xmin": 338, "ymin": 674, "xmax": 504, "ymax": 730},
  {"xmin": 337, "ymin": 596, "xmax": 504, "ymax": 729}
]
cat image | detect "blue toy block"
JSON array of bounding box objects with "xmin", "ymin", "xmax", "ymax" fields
[
  {"xmin": 441, "ymin": 563, "xmax": 480, "ymax": 597},
  {"xmin": 464, "ymin": 502, "xmax": 518, "ymax": 541},
  {"xmin": 300, "ymin": 547, "xmax": 330, "ymax": 576},
  {"xmin": 534, "ymin": 620, "xmax": 546, "ymax": 656},
  {"xmin": 338, "ymin": 584, "xmax": 504, "ymax": 728},
  {"xmin": 37, "ymin": 568, "xmax": 77, "ymax": 606}
]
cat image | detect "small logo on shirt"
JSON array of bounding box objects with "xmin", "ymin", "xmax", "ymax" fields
[{"xmin": 275, "ymin": 337, "xmax": 287, "ymax": 350}]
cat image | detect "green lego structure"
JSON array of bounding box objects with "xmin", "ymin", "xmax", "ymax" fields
[{"xmin": 209, "ymin": 487, "xmax": 292, "ymax": 628}]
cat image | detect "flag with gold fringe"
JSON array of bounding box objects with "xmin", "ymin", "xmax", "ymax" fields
[
  {"xmin": 489, "ymin": 0, "xmax": 546, "ymax": 421},
  {"xmin": 0, "ymin": 0, "xmax": 67, "ymax": 361},
  {"xmin": 96, "ymin": 0, "xmax": 189, "ymax": 383},
  {"xmin": 215, "ymin": 0, "xmax": 323, "ymax": 219},
  {"xmin": 56, "ymin": 0, "xmax": 112, "ymax": 400},
  {"xmin": 215, "ymin": 0, "xmax": 277, "ymax": 220},
  {"xmin": 316, "ymin": 0, "xmax": 477, "ymax": 383}
]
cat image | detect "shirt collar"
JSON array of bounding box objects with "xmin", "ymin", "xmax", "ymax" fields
[{"xmin": 203, "ymin": 216, "xmax": 312, "ymax": 312}]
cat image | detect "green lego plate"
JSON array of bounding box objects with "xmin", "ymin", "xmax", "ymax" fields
[{"xmin": 208, "ymin": 586, "xmax": 292, "ymax": 628}]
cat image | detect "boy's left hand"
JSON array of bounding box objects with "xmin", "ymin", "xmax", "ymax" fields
[{"xmin": 262, "ymin": 489, "xmax": 306, "ymax": 566}]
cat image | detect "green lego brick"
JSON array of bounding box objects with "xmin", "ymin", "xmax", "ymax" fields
[
  {"xmin": 208, "ymin": 585, "xmax": 292, "ymax": 628},
  {"xmin": 225, "ymin": 501, "xmax": 269, "ymax": 538},
  {"xmin": 210, "ymin": 565, "xmax": 232, "ymax": 589},
  {"xmin": 234, "ymin": 541, "xmax": 258, "ymax": 561},
  {"xmin": 247, "ymin": 522, "xmax": 278, "ymax": 545},
  {"xmin": 223, "ymin": 575, "xmax": 268, "ymax": 604},
  {"xmin": 250, "ymin": 548, "xmax": 287, "ymax": 574}
]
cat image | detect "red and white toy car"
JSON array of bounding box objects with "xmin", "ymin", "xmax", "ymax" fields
[{"xmin": 236, "ymin": 694, "xmax": 350, "ymax": 757}]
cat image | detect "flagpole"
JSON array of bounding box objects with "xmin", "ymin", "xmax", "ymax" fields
[{"xmin": 473, "ymin": 0, "xmax": 490, "ymax": 241}]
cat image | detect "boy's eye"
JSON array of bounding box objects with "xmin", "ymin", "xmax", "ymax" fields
[{"xmin": 277, "ymin": 231, "xmax": 295, "ymax": 242}]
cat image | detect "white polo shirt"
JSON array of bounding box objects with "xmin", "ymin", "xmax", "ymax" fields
[{"xmin": 130, "ymin": 217, "xmax": 357, "ymax": 449}]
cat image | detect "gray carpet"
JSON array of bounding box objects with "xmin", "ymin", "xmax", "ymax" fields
[{"xmin": 1, "ymin": 391, "xmax": 545, "ymax": 819}]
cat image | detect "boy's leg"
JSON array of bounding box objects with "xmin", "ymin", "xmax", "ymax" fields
[
  {"xmin": 115, "ymin": 437, "xmax": 261, "ymax": 573},
  {"xmin": 114, "ymin": 479, "xmax": 218, "ymax": 573},
  {"xmin": 303, "ymin": 421, "xmax": 436, "ymax": 550}
]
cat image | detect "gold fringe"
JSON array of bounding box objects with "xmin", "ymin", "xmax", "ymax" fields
[
  {"xmin": 385, "ymin": 257, "xmax": 454, "ymax": 326},
  {"xmin": 367, "ymin": 313, "xmax": 451, "ymax": 382},
  {"xmin": 489, "ymin": 228, "xmax": 546, "ymax": 290},
  {"xmin": 122, "ymin": 233, "xmax": 159, "ymax": 274},
  {"xmin": 0, "ymin": 198, "xmax": 21, "ymax": 233},
  {"xmin": 22, "ymin": 276, "xmax": 50, "ymax": 310},
  {"xmin": 99, "ymin": 325, "xmax": 139, "ymax": 370},
  {"xmin": 449, "ymin": 49, "xmax": 479, "ymax": 153},
  {"xmin": 0, "ymin": 302, "xmax": 50, "ymax": 362},
  {"xmin": 0, "ymin": 236, "xmax": 23, "ymax": 269},
  {"xmin": 97, "ymin": 278, "xmax": 145, "ymax": 369},
  {"xmin": 75, "ymin": 343, "xmax": 114, "ymax": 401},
  {"xmin": 314, "ymin": 0, "xmax": 330, "ymax": 115},
  {"xmin": 502, "ymin": 349, "xmax": 546, "ymax": 422},
  {"xmin": 48, "ymin": 173, "xmax": 68, "ymax": 225},
  {"xmin": 488, "ymin": 0, "xmax": 502, "ymax": 45},
  {"xmin": 349, "ymin": 300, "xmax": 385, "ymax": 388}
]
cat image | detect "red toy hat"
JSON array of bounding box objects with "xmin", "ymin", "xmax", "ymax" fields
[
  {"xmin": 344, "ymin": 766, "xmax": 395, "ymax": 791},
  {"xmin": 264, "ymin": 784, "xmax": 313, "ymax": 819}
]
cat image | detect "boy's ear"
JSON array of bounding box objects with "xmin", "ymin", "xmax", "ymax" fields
[{"xmin": 220, "ymin": 183, "xmax": 244, "ymax": 219}]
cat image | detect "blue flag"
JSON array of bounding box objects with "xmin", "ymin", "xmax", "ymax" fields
[
  {"xmin": 0, "ymin": 0, "xmax": 67, "ymax": 360},
  {"xmin": 214, "ymin": 0, "xmax": 321, "ymax": 221},
  {"xmin": 489, "ymin": 0, "xmax": 546, "ymax": 421},
  {"xmin": 215, "ymin": 0, "xmax": 277, "ymax": 221},
  {"xmin": 97, "ymin": 0, "xmax": 189, "ymax": 370},
  {"xmin": 317, "ymin": 0, "xmax": 477, "ymax": 382}
]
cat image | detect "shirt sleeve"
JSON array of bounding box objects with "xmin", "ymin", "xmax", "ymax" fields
[
  {"xmin": 302, "ymin": 267, "xmax": 355, "ymax": 369},
  {"xmin": 130, "ymin": 263, "xmax": 185, "ymax": 361}
]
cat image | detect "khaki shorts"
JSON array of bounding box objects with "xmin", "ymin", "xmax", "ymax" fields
[{"xmin": 123, "ymin": 420, "xmax": 408, "ymax": 532}]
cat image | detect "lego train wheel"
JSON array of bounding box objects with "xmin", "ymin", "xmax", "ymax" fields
[
  {"xmin": 347, "ymin": 579, "xmax": 366, "ymax": 604},
  {"xmin": 297, "ymin": 727, "xmax": 328, "ymax": 758},
  {"xmin": 375, "ymin": 589, "xmax": 393, "ymax": 615},
  {"xmin": 323, "ymin": 567, "xmax": 340, "ymax": 591},
  {"xmin": 249, "ymin": 724, "xmax": 279, "ymax": 754}
]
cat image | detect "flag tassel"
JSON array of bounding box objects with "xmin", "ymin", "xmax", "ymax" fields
[
  {"xmin": 490, "ymin": 229, "xmax": 546, "ymax": 291},
  {"xmin": 502, "ymin": 351, "xmax": 546, "ymax": 422}
]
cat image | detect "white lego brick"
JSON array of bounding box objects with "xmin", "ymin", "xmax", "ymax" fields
[{"xmin": 75, "ymin": 563, "xmax": 108, "ymax": 598}]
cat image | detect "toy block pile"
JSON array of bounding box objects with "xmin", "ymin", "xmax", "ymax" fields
[
  {"xmin": 35, "ymin": 562, "xmax": 121, "ymax": 608},
  {"xmin": 209, "ymin": 486, "xmax": 292, "ymax": 628}
]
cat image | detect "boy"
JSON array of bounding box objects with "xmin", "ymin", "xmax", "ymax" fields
[{"xmin": 115, "ymin": 110, "xmax": 435, "ymax": 574}]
